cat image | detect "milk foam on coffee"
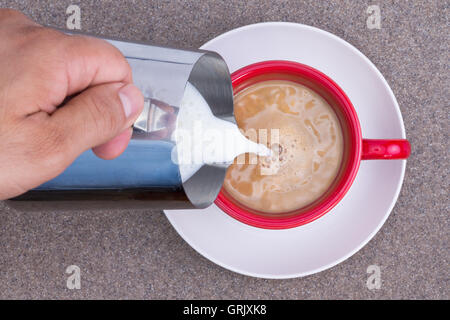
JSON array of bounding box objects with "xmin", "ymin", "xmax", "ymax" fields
[
  {"xmin": 224, "ymin": 80, "xmax": 344, "ymax": 213},
  {"xmin": 174, "ymin": 82, "xmax": 272, "ymax": 182}
]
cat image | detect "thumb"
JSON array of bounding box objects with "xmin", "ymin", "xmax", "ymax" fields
[{"xmin": 50, "ymin": 82, "xmax": 143, "ymax": 160}]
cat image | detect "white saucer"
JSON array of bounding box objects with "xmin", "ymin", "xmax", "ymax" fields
[{"xmin": 165, "ymin": 22, "xmax": 407, "ymax": 279}]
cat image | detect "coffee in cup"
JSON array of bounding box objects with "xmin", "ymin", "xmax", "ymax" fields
[{"xmin": 223, "ymin": 80, "xmax": 344, "ymax": 213}]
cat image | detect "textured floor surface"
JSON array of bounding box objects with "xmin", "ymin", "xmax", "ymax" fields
[{"xmin": 0, "ymin": 0, "xmax": 448, "ymax": 299}]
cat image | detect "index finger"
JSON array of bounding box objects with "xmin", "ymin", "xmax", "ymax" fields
[
  {"xmin": 61, "ymin": 34, "xmax": 133, "ymax": 96},
  {"xmin": 1, "ymin": 17, "xmax": 133, "ymax": 117}
]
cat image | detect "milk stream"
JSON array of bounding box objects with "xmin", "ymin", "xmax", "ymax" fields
[{"xmin": 173, "ymin": 82, "xmax": 272, "ymax": 182}]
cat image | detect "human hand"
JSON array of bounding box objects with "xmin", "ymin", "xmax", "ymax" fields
[{"xmin": 0, "ymin": 9, "xmax": 144, "ymax": 200}]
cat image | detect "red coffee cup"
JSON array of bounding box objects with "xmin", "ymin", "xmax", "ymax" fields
[{"xmin": 215, "ymin": 60, "xmax": 410, "ymax": 229}]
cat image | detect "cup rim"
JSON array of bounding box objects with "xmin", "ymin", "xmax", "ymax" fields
[{"xmin": 215, "ymin": 60, "xmax": 362, "ymax": 229}]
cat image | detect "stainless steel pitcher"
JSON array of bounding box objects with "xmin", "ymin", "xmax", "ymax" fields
[{"xmin": 10, "ymin": 33, "xmax": 234, "ymax": 210}]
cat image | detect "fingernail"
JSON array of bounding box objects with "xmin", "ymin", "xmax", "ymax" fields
[{"xmin": 118, "ymin": 84, "xmax": 142, "ymax": 119}]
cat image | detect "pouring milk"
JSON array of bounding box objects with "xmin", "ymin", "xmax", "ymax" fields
[{"xmin": 173, "ymin": 82, "xmax": 272, "ymax": 182}]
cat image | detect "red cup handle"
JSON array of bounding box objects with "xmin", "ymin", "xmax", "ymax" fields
[{"xmin": 362, "ymin": 139, "xmax": 411, "ymax": 160}]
